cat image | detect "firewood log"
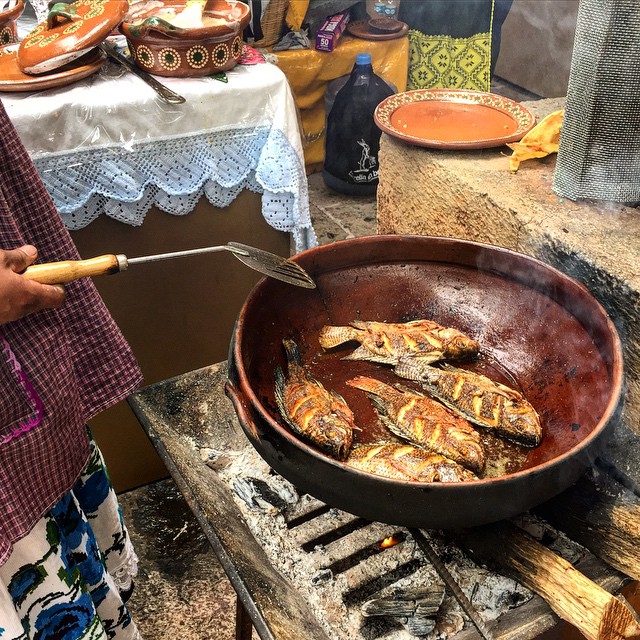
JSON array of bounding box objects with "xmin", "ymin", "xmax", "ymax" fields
[
  {"xmin": 451, "ymin": 522, "xmax": 640, "ymax": 640},
  {"xmin": 533, "ymin": 473, "xmax": 640, "ymax": 582}
]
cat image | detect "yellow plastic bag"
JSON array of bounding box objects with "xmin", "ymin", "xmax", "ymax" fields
[{"xmin": 507, "ymin": 109, "xmax": 564, "ymax": 173}]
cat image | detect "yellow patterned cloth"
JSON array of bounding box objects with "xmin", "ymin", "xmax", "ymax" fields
[
  {"xmin": 285, "ymin": 0, "xmax": 310, "ymax": 30},
  {"xmin": 407, "ymin": 30, "xmax": 492, "ymax": 91},
  {"xmin": 398, "ymin": 0, "xmax": 509, "ymax": 92}
]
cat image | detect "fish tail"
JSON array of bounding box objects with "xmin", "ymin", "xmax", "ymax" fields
[
  {"xmin": 282, "ymin": 337, "xmax": 303, "ymax": 366},
  {"xmin": 319, "ymin": 325, "xmax": 359, "ymax": 349},
  {"xmin": 346, "ymin": 376, "xmax": 394, "ymax": 397}
]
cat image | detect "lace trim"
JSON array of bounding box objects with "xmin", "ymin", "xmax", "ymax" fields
[
  {"xmin": 111, "ymin": 534, "xmax": 139, "ymax": 594},
  {"xmin": 33, "ymin": 126, "xmax": 316, "ymax": 252}
]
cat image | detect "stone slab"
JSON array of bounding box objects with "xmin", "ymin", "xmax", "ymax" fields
[{"xmin": 376, "ymin": 98, "xmax": 640, "ymax": 437}]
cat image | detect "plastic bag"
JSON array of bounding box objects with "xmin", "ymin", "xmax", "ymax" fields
[{"xmin": 323, "ymin": 52, "xmax": 394, "ymax": 195}]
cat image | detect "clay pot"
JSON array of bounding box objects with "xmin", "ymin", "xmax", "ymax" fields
[
  {"xmin": 120, "ymin": 0, "xmax": 251, "ymax": 78},
  {"xmin": 0, "ymin": 0, "xmax": 24, "ymax": 46}
]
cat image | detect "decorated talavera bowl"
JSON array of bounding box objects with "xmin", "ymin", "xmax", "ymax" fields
[
  {"xmin": 119, "ymin": 0, "xmax": 250, "ymax": 78},
  {"xmin": 0, "ymin": 0, "xmax": 24, "ymax": 47}
]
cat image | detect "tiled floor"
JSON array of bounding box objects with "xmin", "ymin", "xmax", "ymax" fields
[{"xmin": 119, "ymin": 75, "xmax": 537, "ymax": 638}]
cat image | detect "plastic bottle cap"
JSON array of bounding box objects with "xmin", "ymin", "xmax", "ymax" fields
[{"xmin": 356, "ymin": 53, "xmax": 372, "ymax": 66}]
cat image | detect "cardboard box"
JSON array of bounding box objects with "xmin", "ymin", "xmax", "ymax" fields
[{"xmin": 315, "ymin": 12, "xmax": 350, "ymax": 52}]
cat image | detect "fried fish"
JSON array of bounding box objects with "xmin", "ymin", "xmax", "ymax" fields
[
  {"xmin": 274, "ymin": 338, "xmax": 356, "ymax": 460},
  {"xmin": 395, "ymin": 360, "xmax": 542, "ymax": 447},
  {"xmin": 346, "ymin": 444, "xmax": 477, "ymax": 483},
  {"xmin": 347, "ymin": 376, "xmax": 485, "ymax": 473},
  {"xmin": 319, "ymin": 319, "xmax": 480, "ymax": 365}
]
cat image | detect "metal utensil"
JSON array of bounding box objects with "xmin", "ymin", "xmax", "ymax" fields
[
  {"xmin": 22, "ymin": 242, "xmax": 316, "ymax": 288},
  {"xmin": 99, "ymin": 42, "xmax": 186, "ymax": 105},
  {"xmin": 409, "ymin": 529, "xmax": 494, "ymax": 640}
]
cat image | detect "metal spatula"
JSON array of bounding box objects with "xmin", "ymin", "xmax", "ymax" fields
[{"xmin": 22, "ymin": 242, "xmax": 316, "ymax": 288}]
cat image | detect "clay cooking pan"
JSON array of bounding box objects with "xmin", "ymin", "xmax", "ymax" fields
[{"xmin": 226, "ymin": 235, "xmax": 624, "ymax": 529}]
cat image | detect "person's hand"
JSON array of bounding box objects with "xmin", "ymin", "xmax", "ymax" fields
[{"xmin": 0, "ymin": 245, "xmax": 66, "ymax": 325}]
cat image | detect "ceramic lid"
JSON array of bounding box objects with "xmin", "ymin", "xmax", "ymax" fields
[
  {"xmin": 17, "ymin": 0, "xmax": 128, "ymax": 74},
  {"xmin": 0, "ymin": 42, "xmax": 105, "ymax": 91},
  {"xmin": 0, "ymin": 0, "xmax": 25, "ymax": 26}
]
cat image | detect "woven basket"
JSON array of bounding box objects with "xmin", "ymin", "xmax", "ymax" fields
[{"xmin": 253, "ymin": 0, "xmax": 288, "ymax": 47}]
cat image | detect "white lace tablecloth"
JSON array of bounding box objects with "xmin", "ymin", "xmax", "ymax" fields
[{"xmin": 1, "ymin": 59, "xmax": 316, "ymax": 252}]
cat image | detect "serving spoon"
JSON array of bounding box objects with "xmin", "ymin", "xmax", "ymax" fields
[{"xmin": 99, "ymin": 41, "xmax": 186, "ymax": 105}]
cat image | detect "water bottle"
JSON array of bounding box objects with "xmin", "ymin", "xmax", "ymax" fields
[{"xmin": 323, "ymin": 53, "xmax": 395, "ymax": 195}]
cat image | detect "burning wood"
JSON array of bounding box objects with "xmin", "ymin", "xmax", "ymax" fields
[
  {"xmin": 452, "ymin": 521, "xmax": 640, "ymax": 640},
  {"xmin": 380, "ymin": 534, "xmax": 404, "ymax": 549}
]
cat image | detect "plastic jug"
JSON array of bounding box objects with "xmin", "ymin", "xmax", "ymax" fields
[{"xmin": 323, "ymin": 53, "xmax": 395, "ymax": 195}]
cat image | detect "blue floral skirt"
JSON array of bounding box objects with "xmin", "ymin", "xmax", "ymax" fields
[{"xmin": 0, "ymin": 435, "xmax": 141, "ymax": 640}]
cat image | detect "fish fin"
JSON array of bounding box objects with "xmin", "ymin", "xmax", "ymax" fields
[
  {"xmin": 343, "ymin": 347, "xmax": 397, "ymax": 365},
  {"xmin": 394, "ymin": 382, "xmax": 426, "ymax": 398},
  {"xmin": 379, "ymin": 415, "xmax": 412, "ymax": 442},
  {"xmin": 274, "ymin": 366, "xmax": 286, "ymax": 402},
  {"xmin": 414, "ymin": 352, "xmax": 445, "ymax": 365},
  {"xmin": 394, "ymin": 358, "xmax": 434, "ymax": 381},
  {"xmin": 318, "ymin": 325, "xmax": 358, "ymax": 349},
  {"xmin": 282, "ymin": 337, "xmax": 303, "ymax": 366},
  {"xmin": 440, "ymin": 362, "xmax": 466, "ymax": 373},
  {"xmin": 346, "ymin": 376, "xmax": 394, "ymax": 396},
  {"xmin": 368, "ymin": 394, "xmax": 389, "ymax": 417},
  {"xmin": 349, "ymin": 319, "xmax": 368, "ymax": 329},
  {"xmin": 273, "ymin": 367, "xmax": 301, "ymax": 433},
  {"xmin": 493, "ymin": 380, "xmax": 526, "ymax": 400},
  {"xmin": 329, "ymin": 389, "xmax": 349, "ymax": 405}
]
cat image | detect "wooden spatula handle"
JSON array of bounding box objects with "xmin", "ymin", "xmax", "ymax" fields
[{"xmin": 22, "ymin": 254, "xmax": 124, "ymax": 284}]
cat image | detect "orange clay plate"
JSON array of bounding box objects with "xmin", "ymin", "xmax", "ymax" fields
[
  {"xmin": 374, "ymin": 89, "xmax": 536, "ymax": 149},
  {"xmin": 0, "ymin": 44, "xmax": 105, "ymax": 91}
]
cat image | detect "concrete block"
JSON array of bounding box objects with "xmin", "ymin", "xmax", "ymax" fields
[{"xmin": 376, "ymin": 98, "xmax": 640, "ymax": 438}]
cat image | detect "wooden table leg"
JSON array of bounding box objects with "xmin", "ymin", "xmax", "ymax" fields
[{"xmin": 236, "ymin": 594, "xmax": 254, "ymax": 640}]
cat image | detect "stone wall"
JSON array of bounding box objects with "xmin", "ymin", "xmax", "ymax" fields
[{"xmin": 376, "ymin": 99, "xmax": 640, "ymax": 439}]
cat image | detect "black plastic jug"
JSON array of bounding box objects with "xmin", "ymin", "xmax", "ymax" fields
[{"xmin": 323, "ymin": 53, "xmax": 395, "ymax": 195}]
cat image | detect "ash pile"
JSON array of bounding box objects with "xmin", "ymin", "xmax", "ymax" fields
[{"xmin": 201, "ymin": 447, "xmax": 592, "ymax": 640}]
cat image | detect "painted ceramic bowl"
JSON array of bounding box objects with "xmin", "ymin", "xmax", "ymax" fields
[
  {"xmin": 0, "ymin": 0, "xmax": 24, "ymax": 47},
  {"xmin": 120, "ymin": 0, "xmax": 250, "ymax": 78}
]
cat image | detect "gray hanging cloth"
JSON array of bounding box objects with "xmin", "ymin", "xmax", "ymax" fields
[{"xmin": 553, "ymin": 0, "xmax": 640, "ymax": 204}]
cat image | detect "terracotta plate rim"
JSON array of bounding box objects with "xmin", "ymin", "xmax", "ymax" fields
[
  {"xmin": 0, "ymin": 44, "xmax": 105, "ymax": 92},
  {"xmin": 347, "ymin": 19, "xmax": 409, "ymax": 41},
  {"xmin": 374, "ymin": 88, "xmax": 537, "ymax": 149}
]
